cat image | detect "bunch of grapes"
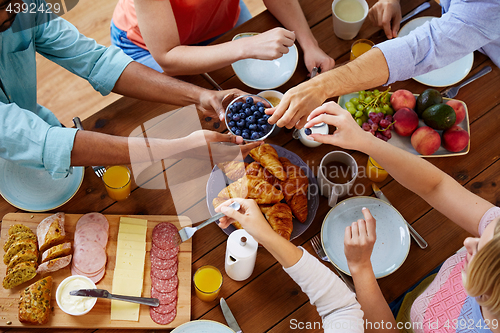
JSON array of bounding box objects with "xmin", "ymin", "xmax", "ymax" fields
[
  {"xmin": 344, "ymin": 87, "xmax": 394, "ymax": 127},
  {"xmin": 362, "ymin": 113, "xmax": 394, "ymax": 141}
]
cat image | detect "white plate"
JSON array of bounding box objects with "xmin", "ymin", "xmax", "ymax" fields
[
  {"xmin": 321, "ymin": 196, "xmax": 410, "ymax": 279},
  {"xmin": 0, "ymin": 159, "xmax": 84, "ymax": 212},
  {"xmin": 338, "ymin": 92, "xmax": 471, "ymax": 157},
  {"xmin": 398, "ymin": 16, "xmax": 474, "ymax": 87},
  {"xmin": 206, "ymin": 144, "xmax": 319, "ymax": 240},
  {"xmin": 231, "ymin": 33, "xmax": 298, "ymax": 90},
  {"xmin": 172, "ymin": 320, "xmax": 235, "ymax": 333}
]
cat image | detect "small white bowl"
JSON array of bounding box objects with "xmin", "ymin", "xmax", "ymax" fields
[
  {"xmin": 56, "ymin": 275, "xmax": 97, "ymax": 316},
  {"xmin": 257, "ymin": 90, "xmax": 284, "ymax": 108},
  {"xmin": 231, "ymin": 33, "xmax": 298, "ymax": 90}
]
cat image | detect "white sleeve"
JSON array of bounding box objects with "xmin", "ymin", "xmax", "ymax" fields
[{"xmin": 283, "ymin": 247, "xmax": 364, "ymax": 332}]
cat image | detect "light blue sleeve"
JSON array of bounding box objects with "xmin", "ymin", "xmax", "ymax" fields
[
  {"xmin": 33, "ymin": 1, "xmax": 133, "ymax": 95},
  {"xmin": 376, "ymin": 0, "xmax": 500, "ymax": 84},
  {"xmin": 0, "ymin": 102, "xmax": 77, "ymax": 179}
]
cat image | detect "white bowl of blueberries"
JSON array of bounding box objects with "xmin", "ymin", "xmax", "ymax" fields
[{"xmin": 225, "ymin": 95, "xmax": 276, "ymax": 141}]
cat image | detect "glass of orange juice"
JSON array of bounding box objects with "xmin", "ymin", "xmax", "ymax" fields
[
  {"xmin": 193, "ymin": 265, "xmax": 223, "ymax": 302},
  {"xmin": 102, "ymin": 165, "xmax": 131, "ymax": 201},
  {"xmin": 366, "ymin": 156, "xmax": 388, "ymax": 182},
  {"xmin": 350, "ymin": 39, "xmax": 374, "ymax": 60}
]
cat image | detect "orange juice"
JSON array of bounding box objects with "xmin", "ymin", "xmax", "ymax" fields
[
  {"xmin": 193, "ymin": 265, "xmax": 223, "ymax": 302},
  {"xmin": 102, "ymin": 165, "xmax": 131, "ymax": 201},
  {"xmin": 367, "ymin": 157, "xmax": 388, "ymax": 182},
  {"xmin": 350, "ymin": 39, "xmax": 374, "ymax": 60}
]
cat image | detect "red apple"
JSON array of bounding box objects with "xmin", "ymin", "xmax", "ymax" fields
[
  {"xmin": 442, "ymin": 125, "xmax": 469, "ymax": 152},
  {"xmin": 445, "ymin": 100, "xmax": 466, "ymax": 125},
  {"xmin": 390, "ymin": 89, "xmax": 416, "ymax": 111},
  {"xmin": 393, "ymin": 107, "xmax": 419, "ymax": 136},
  {"xmin": 411, "ymin": 126, "xmax": 441, "ymax": 155}
]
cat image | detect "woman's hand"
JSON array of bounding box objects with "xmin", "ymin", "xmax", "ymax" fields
[
  {"xmin": 302, "ymin": 44, "xmax": 336, "ymax": 74},
  {"xmin": 245, "ymin": 28, "xmax": 296, "ymax": 60},
  {"xmin": 303, "ymin": 101, "xmax": 375, "ymax": 151},
  {"xmin": 198, "ymin": 88, "xmax": 248, "ymax": 121},
  {"xmin": 368, "ymin": 0, "xmax": 402, "ymax": 39},
  {"xmin": 344, "ymin": 208, "xmax": 377, "ymax": 275},
  {"xmin": 215, "ymin": 198, "xmax": 275, "ymax": 244}
]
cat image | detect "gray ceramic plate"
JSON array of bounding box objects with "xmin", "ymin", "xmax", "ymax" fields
[
  {"xmin": 206, "ymin": 144, "xmax": 319, "ymax": 240},
  {"xmin": 172, "ymin": 320, "xmax": 234, "ymax": 333}
]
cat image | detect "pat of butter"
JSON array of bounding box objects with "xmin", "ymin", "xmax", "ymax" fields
[{"xmin": 57, "ymin": 277, "xmax": 95, "ymax": 314}]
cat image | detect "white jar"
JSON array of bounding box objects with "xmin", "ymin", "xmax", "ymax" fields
[{"xmin": 225, "ymin": 230, "xmax": 258, "ymax": 281}]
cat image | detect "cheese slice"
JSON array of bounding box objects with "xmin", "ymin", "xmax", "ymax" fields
[
  {"xmin": 110, "ymin": 277, "xmax": 143, "ymax": 321},
  {"xmin": 114, "ymin": 268, "xmax": 144, "ymax": 280},
  {"xmin": 117, "ymin": 232, "xmax": 146, "ymax": 242},
  {"xmin": 115, "ymin": 255, "xmax": 146, "ymax": 271},
  {"xmin": 118, "ymin": 223, "xmax": 147, "ymax": 236},
  {"xmin": 120, "ymin": 217, "xmax": 148, "ymax": 227},
  {"xmin": 116, "ymin": 238, "xmax": 146, "ymax": 251}
]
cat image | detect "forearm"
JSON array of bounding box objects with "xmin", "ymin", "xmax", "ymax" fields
[
  {"xmin": 259, "ymin": 232, "xmax": 303, "ymax": 268},
  {"xmin": 112, "ymin": 62, "xmax": 205, "ymax": 106}
]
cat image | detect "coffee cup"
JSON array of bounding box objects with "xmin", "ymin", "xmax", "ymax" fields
[
  {"xmin": 317, "ymin": 151, "xmax": 358, "ymax": 206},
  {"xmin": 332, "ymin": 0, "xmax": 369, "ymax": 40}
]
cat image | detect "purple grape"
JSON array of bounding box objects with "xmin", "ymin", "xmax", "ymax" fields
[
  {"xmin": 384, "ymin": 115, "xmax": 393, "ymax": 122},
  {"xmin": 368, "ymin": 112, "xmax": 378, "ymax": 122},
  {"xmin": 362, "ymin": 122, "xmax": 371, "ymax": 131},
  {"xmin": 382, "ymin": 130, "xmax": 392, "ymax": 139},
  {"xmin": 371, "ymin": 124, "xmax": 379, "ymax": 131},
  {"xmin": 369, "ymin": 129, "xmax": 376, "ymax": 135},
  {"xmin": 375, "ymin": 132, "xmax": 385, "ymax": 140},
  {"xmin": 379, "ymin": 119, "xmax": 390, "ymax": 128}
]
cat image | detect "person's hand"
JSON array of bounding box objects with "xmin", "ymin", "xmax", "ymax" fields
[
  {"xmin": 302, "ymin": 44, "xmax": 336, "ymax": 74},
  {"xmin": 266, "ymin": 80, "xmax": 326, "ymax": 129},
  {"xmin": 344, "ymin": 207, "xmax": 377, "ymax": 275},
  {"xmin": 303, "ymin": 101, "xmax": 375, "ymax": 150},
  {"xmin": 198, "ymin": 88, "xmax": 248, "ymax": 121},
  {"xmin": 246, "ymin": 28, "xmax": 296, "ymax": 60},
  {"xmin": 215, "ymin": 198, "xmax": 275, "ymax": 244},
  {"xmin": 368, "ymin": 0, "xmax": 402, "ymax": 39}
]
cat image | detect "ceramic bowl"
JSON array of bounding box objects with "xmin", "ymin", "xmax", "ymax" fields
[{"xmin": 56, "ymin": 275, "xmax": 97, "ymax": 316}]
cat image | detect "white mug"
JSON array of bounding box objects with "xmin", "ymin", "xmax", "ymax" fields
[
  {"xmin": 317, "ymin": 151, "xmax": 358, "ymax": 207},
  {"xmin": 332, "ymin": 0, "xmax": 369, "ymax": 40}
]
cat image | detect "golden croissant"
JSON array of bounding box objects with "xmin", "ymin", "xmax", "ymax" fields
[
  {"xmin": 249, "ymin": 144, "xmax": 287, "ymax": 181},
  {"xmin": 217, "ymin": 161, "xmax": 247, "ymax": 181},
  {"xmin": 279, "ymin": 157, "xmax": 308, "ymax": 223},
  {"xmin": 265, "ymin": 203, "xmax": 293, "ymax": 241},
  {"xmin": 215, "ymin": 175, "xmax": 284, "ymax": 204}
]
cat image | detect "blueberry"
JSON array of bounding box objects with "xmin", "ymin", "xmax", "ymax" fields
[
  {"xmin": 263, "ymin": 114, "xmax": 270, "ymax": 121},
  {"xmin": 241, "ymin": 103, "xmax": 249, "ymax": 110},
  {"xmin": 258, "ymin": 132, "xmax": 265, "ymax": 138},
  {"xmin": 245, "ymin": 108, "xmax": 253, "ymax": 116},
  {"xmin": 228, "ymin": 120, "xmax": 235, "ymax": 127},
  {"xmin": 237, "ymin": 119, "xmax": 246, "ymax": 127},
  {"xmin": 234, "ymin": 102, "xmax": 243, "ymax": 109},
  {"xmin": 239, "ymin": 112, "xmax": 246, "ymax": 119},
  {"xmin": 253, "ymin": 111, "xmax": 262, "ymax": 118},
  {"xmin": 246, "ymin": 116, "xmax": 255, "ymax": 124},
  {"xmin": 256, "ymin": 102, "xmax": 264, "ymax": 108},
  {"xmin": 261, "ymin": 124, "xmax": 270, "ymax": 132},
  {"xmin": 234, "ymin": 129, "xmax": 242, "ymax": 136},
  {"xmin": 242, "ymin": 129, "xmax": 250, "ymax": 135},
  {"xmin": 249, "ymin": 123, "xmax": 257, "ymax": 131},
  {"xmin": 245, "ymin": 97, "xmax": 254, "ymax": 104},
  {"xmin": 258, "ymin": 106, "xmax": 266, "ymax": 113},
  {"xmin": 304, "ymin": 128, "xmax": 312, "ymax": 135},
  {"xmin": 232, "ymin": 114, "xmax": 240, "ymax": 121},
  {"xmin": 251, "ymin": 132, "xmax": 260, "ymax": 140},
  {"xmin": 231, "ymin": 127, "xmax": 238, "ymax": 133},
  {"xmin": 242, "ymin": 132, "xmax": 250, "ymax": 140},
  {"xmin": 257, "ymin": 118, "xmax": 267, "ymax": 125},
  {"xmin": 250, "ymin": 105, "xmax": 258, "ymax": 112}
]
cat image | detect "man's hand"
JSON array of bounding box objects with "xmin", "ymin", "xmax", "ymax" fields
[
  {"xmin": 368, "ymin": 0, "xmax": 402, "ymax": 39},
  {"xmin": 198, "ymin": 88, "xmax": 248, "ymax": 121},
  {"xmin": 266, "ymin": 80, "xmax": 326, "ymax": 129},
  {"xmin": 344, "ymin": 207, "xmax": 377, "ymax": 275}
]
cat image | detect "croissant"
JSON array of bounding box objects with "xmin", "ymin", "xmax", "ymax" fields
[
  {"xmin": 212, "ymin": 198, "xmax": 243, "ymax": 229},
  {"xmin": 265, "ymin": 203, "xmax": 293, "ymax": 240},
  {"xmin": 215, "ymin": 175, "xmax": 284, "ymax": 204},
  {"xmin": 245, "ymin": 162, "xmax": 265, "ymax": 179},
  {"xmin": 218, "ymin": 161, "xmax": 248, "ymax": 181},
  {"xmin": 249, "ymin": 144, "xmax": 287, "ymax": 181},
  {"xmin": 259, "ymin": 204, "xmax": 274, "ymax": 215},
  {"xmin": 279, "ymin": 157, "xmax": 308, "ymax": 223}
]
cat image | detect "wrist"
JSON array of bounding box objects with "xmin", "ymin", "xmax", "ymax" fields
[
  {"xmin": 348, "ymin": 261, "xmax": 373, "ymax": 276},
  {"xmin": 233, "ymin": 38, "xmax": 253, "ymax": 60}
]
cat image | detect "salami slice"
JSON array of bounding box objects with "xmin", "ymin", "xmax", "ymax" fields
[
  {"xmin": 150, "ymin": 307, "xmax": 176, "ymax": 325},
  {"xmin": 151, "ymin": 287, "xmax": 177, "ymax": 304},
  {"xmin": 74, "ymin": 222, "xmax": 108, "ymax": 248},
  {"xmin": 151, "ymin": 243, "xmax": 179, "ymax": 260},
  {"xmin": 73, "ymin": 241, "xmax": 107, "ymax": 274},
  {"xmin": 151, "ymin": 223, "xmax": 178, "ymax": 250},
  {"xmin": 151, "ymin": 299, "xmax": 177, "ymax": 315},
  {"xmin": 151, "ymin": 275, "xmax": 178, "ymax": 293},
  {"xmin": 151, "ymin": 262, "xmax": 178, "ymax": 280},
  {"xmin": 76, "ymin": 212, "xmax": 110, "ymax": 233},
  {"xmin": 150, "ymin": 255, "xmax": 177, "ymax": 270}
]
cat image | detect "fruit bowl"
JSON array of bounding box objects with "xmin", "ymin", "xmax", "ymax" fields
[{"xmin": 225, "ymin": 94, "xmax": 276, "ymax": 141}]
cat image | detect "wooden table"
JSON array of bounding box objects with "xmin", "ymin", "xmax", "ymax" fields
[{"xmin": 2, "ymin": 0, "xmax": 500, "ymax": 331}]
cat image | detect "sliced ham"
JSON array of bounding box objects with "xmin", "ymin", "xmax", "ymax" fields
[
  {"xmin": 74, "ymin": 222, "xmax": 108, "ymax": 248},
  {"xmin": 76, "ymin": 212, "xmax": 109, "ymax": 233}
]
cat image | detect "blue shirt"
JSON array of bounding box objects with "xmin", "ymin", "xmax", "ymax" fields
[
  {"xmin": 0, "ymin": 0, "xmax": 133, "ymax": 179},
  {"xmin": 376, "ymin": 0, "xmax": 500, "ymax": 84}
]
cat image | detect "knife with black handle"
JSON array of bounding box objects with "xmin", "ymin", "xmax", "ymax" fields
[{"xmin": 70, "ymin": 289, "xmax": 160, "ymax": 307}]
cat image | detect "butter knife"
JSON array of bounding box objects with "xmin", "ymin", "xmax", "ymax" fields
[
  {"xmin": 220, "ymin": 298, "xmax": 243, "ymax": 333},
  {"xmin": 400, "ymin": 2, "xmax": 431, "ymax": 25},
  {"xmin": 70, "ymin": 289, "xmax": 160, "ymax": 307},
  {"xmin": 372, "ymin": 184, "xmax": 428, "ymax": 249}
]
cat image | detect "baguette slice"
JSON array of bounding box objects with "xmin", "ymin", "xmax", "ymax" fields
[
  {"xmin": 36, "ymin": 254, "xmax": 72, "ymax": 274},
  {"xmin": 2, "ymin": 261, "xmax": 37, "ymax": 289},
  {"xmin": 19, "ymin": 276, "xmax": 52, "ymax": 325},
  {"xmin": 3, "ymin": 231, "xmax": 37, "ymax": 252},
  {"xmin": 41, "ymin": 242, "xmax": 72, "ymax": 263},
  {"xmin": 3, "ymin": 239, "xmax": 38, "ymax": 265},
  {"xmin": 8, "ymin": 224, "xmax": 32, "ymax": 236},
  {"xmin": 37, "ymin": 212, "xmax": 66, "ymax": 253},
  {"xmin": 6, "ymin": 250, "xmax": 38, "ymax": 273}
]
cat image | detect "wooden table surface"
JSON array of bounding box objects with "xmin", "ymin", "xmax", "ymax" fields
[{"xmin": 2, "ymin": 0, "xmax": 500, "ymax": 331}]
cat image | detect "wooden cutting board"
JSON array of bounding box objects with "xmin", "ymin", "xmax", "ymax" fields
[{"xmin": 0, "ymin": 213, "xmax": 192, "ymax": 328}]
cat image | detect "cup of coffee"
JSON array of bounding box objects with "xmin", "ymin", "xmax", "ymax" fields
[
  {"xmin": 317, "ymin": 151, "xmax": 358, "ymax": 206},
  {"xmin": 331, "ymin": 0, "xmax": 369, "ymax": 40}
]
